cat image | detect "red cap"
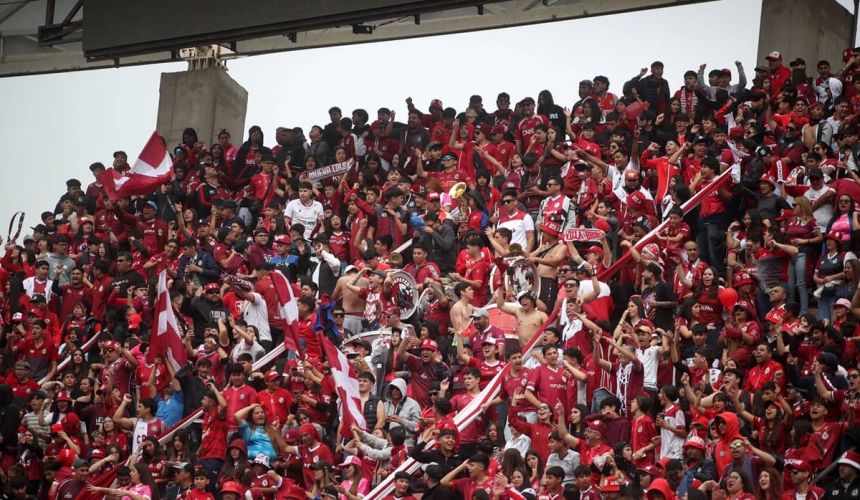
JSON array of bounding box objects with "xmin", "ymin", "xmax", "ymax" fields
[
  {"xmin": 759, "ymin": 174, "xmax": 776, "ymax": 187},
  {"xmin": 733, "ymin": 272, "xmax": 754, "ymax": 287},
  {"xmin": 827, "ymin": 230, "xmax": 843, "ymax": 241},
  {"xmin": 127, "ymin": 313, "xmax": 141, "ymax": 329},
  {"xmin": 624, "ymin": 169, "xmax": 640, "ymax": 180},
  {"xmin": 490, "ymin": 125, "xmax": 507, "ymax": 136},
  {"xmin": 786, "ymin": 460, "xmax": 811, "ymax": 473},
  {"xmin": 299, "ymin": 423, "xmax": 317, "ymax": 436},
  {"xmin": 265, "ymin": 371, "xmax": 281, "ymax": 382},
  {"xmin": 733, "ymin": 299, "xmax": 755, "ymax": 315},
  {"xmin": 627, "ymin": 190, "xmax": 646, "ymax": 208},
  {"xmin": 430, "ymin": 99, "xmax": 443, "ymax": 110},
  {"xmin": 274, "ymin": 234, "xmax": 290, "ymax": 245},
  {"xmin": 221, "ymin": 481, "xmax": 244, "ymax": 494},
  {"xmin": 91, "ymin": 448, "xmax": 105, "ymax": 459},
  {"xmin": 56, "ymin": 391, "xmax": 72, "ymax": 403},
  {"xmin": 775, "ymin": 208, "xmax": 794, "ymax": 221},
  {"xmin": 385, "ymin": 307, "xmax": 401, "ymax": 317},
  {"xmin": 638, "ymin": 465, "xmax": 662, "ymax": 477},
  {"xmin": 587, "ymin": 419, "xmax": 607, "ymax": 436},
  {"xmin": 51, "ymin": 423, "xmax": 64, "ymax": 434},
  {"xmin": 838, "ymin": 450, "xmax": 860, "ymax": 470},
  {"xmin": 420, "ymin": 339, "xmax": 438, "ymax": 352},
  {"xmin": 57, "ymin": 448, "xmax": 75, "ymax": 467},
  {"xmin": 204, "ymin": 282, "xmax": 220, "ymax": 292},
  {"xmin": 683, "ymin": 435, "xmax": 706, "ymax": 450},
  {"xmin": 104, "ymin": 340, "xmax": 120, "ymax": 351},
  {"xmin": 476, "ymin": 124, "xmax": 492, "ymax": 137},
  {"xmin": 426, "ymin": 192, "xmax": 440, "ymax": 202},
  {"xmin": 284, "ymin": 427, "xmax": 300, "ymax": 444},
  {"xmin": 586, "ymin": 245, "xmax": 604, "ymax": 257},
  {"xmin": 593, "ymin": 219, "xmax": 611, "ymax": 232}
]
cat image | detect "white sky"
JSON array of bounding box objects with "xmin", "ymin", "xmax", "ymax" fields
[{"xmin": 0, "ymin": 0, "xmax": 782, "ymax": 232}]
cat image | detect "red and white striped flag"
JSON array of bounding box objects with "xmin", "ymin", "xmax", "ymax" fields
[
  {"xmin": 321, "ymin": 336, "xmax": 367, "ymax": 437},
  {"xmin": 146, "ymin": 270, "xmax": 187, "ymax": 371},
  {"xmin": 99, "ymin": 131, "xmax": 173, "ymax": 201},
  {"xmin": 271, "ymin": 269, "xmax": 303, "ymax": 354}
]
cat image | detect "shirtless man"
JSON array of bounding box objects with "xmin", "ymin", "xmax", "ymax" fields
[
  {"xmin": 496, "ymin": 288, "xmax": 548, "ymax": 348},
  {"xmin": 332, "ymin": 266, "xmax": 367, "ymax": 336},
  {"xmin": 527, "ymin": 227, "xmax": 568, "ymax": 309},
  {"xmin": 450, "ymin": 282, "xmax": 475, "ymax": 334}
]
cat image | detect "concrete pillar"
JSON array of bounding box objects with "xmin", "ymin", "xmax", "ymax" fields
[
  {"xmin": 758, "ymin": 0, "xmax": 853, "ymax": 71},
  {"xmin": 156, "ymin": 67, "xmax": 248, "ymax": 150}
]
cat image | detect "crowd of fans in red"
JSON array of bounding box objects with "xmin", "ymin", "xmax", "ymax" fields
[{"xmin": 1, "ymin": 47, "xmax": 860, "ymax": 500}]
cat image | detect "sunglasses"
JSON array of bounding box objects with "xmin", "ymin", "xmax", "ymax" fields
[
  {"xmin": 790, "ymin": 469, "xmax": 805, "ymax": 474},
  {"xmin": 849, "ymin": 373, "xmax": 859, "ymax": 379},
  {"xmin": 503, "ymin": 199, "xmax": 516, "ymax": 203},
  {"xmin": 333, "ymin": 313, "xmax": 345, "ymax": 318}
]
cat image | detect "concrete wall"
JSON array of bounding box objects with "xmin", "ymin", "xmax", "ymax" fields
[
  {"xmin": 156, "ymin": 67, "xmax": 248, "ymax": 150},
  {"xmin": 758, "ymin": 0, "xmax": 853, "ymax": 70}
]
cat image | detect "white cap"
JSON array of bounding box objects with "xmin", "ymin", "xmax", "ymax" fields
[
  {"xmin": 766, "ymin": 51, "xmax": 782, "ymax": 61},
  {"xmin": 253, "ymin": 454, "xmax": 270, "ymax": 467}
]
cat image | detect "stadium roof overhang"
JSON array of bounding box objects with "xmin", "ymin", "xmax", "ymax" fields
[{"xmin": 0, "ymin": 0, "xmax": 714, "ymax": 78}]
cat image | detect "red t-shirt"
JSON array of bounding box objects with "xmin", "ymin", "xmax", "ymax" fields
[
  {"xmin": 197, "ymin": 408, "xmax": 228, "ymax": 460},
  {"xmin": 631, "ymin": 414, "xmax": 657, "ymax": 467},
  {"xmin": 223, "ymin": 384, "xmax": 258, "ymax": 430},
  {"xmin": 450, "ymin": 392, "xmax": 486, "ymax": 444},
  {"xmin": 526, "ymin": 365, "xmax": 569, "ymax": 411},
  {"xmin": 299, "ymin": 442, "xmax": 334, "ymax": 488}
]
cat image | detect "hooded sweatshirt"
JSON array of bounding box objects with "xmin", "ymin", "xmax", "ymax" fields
[
  {"xmin": 382, "ymin": 378, "xmax": 421, "ymax": 447},
  {"xmin": 646, "ymin": 478, "xmax": 678, "ymax": 500},
  {"xmin": 713, "ymin": 411, "xmax": 741, "ymax": 475}
]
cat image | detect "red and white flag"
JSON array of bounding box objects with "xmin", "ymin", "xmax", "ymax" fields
[
  {"xmin": 99, "ymin": 131, "xmax": 173, "ymax": 201},
  {"xmin": 321, "ymin": 336, "xmax": 367, "ymax": 437},
  {"xmin": 146, "ymin": 270, "xmax": 187, "ymax": 371},
  {"xmin": 271, "ymin": 269, "xmax": 303, "ymax": 354}
]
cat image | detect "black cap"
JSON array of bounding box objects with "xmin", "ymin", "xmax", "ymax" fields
[{"xmin": 424, "ymin": 464, "xmax": 445, "ymax": 480}]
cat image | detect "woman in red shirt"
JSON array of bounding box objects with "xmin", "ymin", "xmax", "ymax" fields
[{"xmin": 694, "ymin": 267, "xmax": 723, "ymax": 328}]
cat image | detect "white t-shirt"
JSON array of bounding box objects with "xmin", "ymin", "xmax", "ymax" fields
[
  {"xmin": 804, "ymin": 184, "xmax": 835, "ymax": 232},
  {"xmin": 497, "ymin": 210, "xmax": 535, "ymax": 248},
  {"xmin": 636, "ymin": 345, "xmax": 661, "ymax": 390},
  {"xmin": 659, "ymin": 404, "xmax": 686, "ymax": 460},
  {"xmin": 283, "ymin": 199, "xmax": 324, "ymax": 239},
  {"xmin": 241, "ymin": 292, "xmax": 271, "ymax": 342}
]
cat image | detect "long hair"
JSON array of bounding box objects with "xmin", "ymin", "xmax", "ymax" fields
[
  {"xmin": 756, "ymin": 466, "xmax": 784, "ymax": 500},
  {"xmin": 692, "ymin": 267, "xmax": 719, "ymax": 299},
  {"xmin": 132, "ymin": 462, "xmax": 161, "ymax": 500},
  {"xmin": 501, "ymin": 448, "xmax": 526, "ymax": 479}
]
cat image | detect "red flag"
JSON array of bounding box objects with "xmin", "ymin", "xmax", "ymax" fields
[
  {"xmin": 100, "ymin": 131, "xmax": 172, "ymax": 201},
  {"xmin": 271, "ymin": 270, "xmax": 302, "ymax": 354},
  {"xmin": 321, "ymin": 336, "xmax": 367, "ymax": 438},
  {"xmin": 96, "ymin": 167, "xmax": 124, "ymax": 202},
  {"xmin": 147, "ymin": 270, "xmax": 187, "ymax": 371}
]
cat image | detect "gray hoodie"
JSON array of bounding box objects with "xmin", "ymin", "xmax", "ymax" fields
[{"xmin": 382, "ymin": 378, "xmax": 421, "ymax": 447}]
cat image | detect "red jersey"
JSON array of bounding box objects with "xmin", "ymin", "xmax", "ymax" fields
[
  {"xmin": 223, "ymin": 384, "xmax": 258, "ymax": 430},
  {"xmin": 515, "ymin": 115, "xmax": 550, "ymax": 147},
  {"xmin": 466, "ymin": 357, "xmax": 505, "ymax": 388},
  {"xmin": 696, "ymin": 176, "xmax": 728, "ymax": 218},
  {"xmin": 744, "ymin": 360, "xmax": 784, "ymax": 392},
  {"xmin": 631, "ymin": 414, "xmax": 657, "ymax": 467},
  {"xmin": 430, "ymin": 168, "xmax": 473, "ymax": 193},
  {"xmin": 299, "ymin": 442, "xmax": 334, "ymax": 488},
  {"xmin": 450, "ymin": 392, "xmax": 487, "ymax": 444},
  {"xmin": 258, "ymin": 388, "xmax": 294, "ymax": 427},
  {"xmin": 452, "ymin": 475, "xmax": 494, "ymax": 500},
  {"xmin": 526, "ymin": 365, "xmax": 569, "ymax": 411}
]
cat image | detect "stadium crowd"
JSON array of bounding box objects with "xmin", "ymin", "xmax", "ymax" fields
[{"xmin": 2, "ymin": 47, "xmax": 860, "ymax": 500}]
